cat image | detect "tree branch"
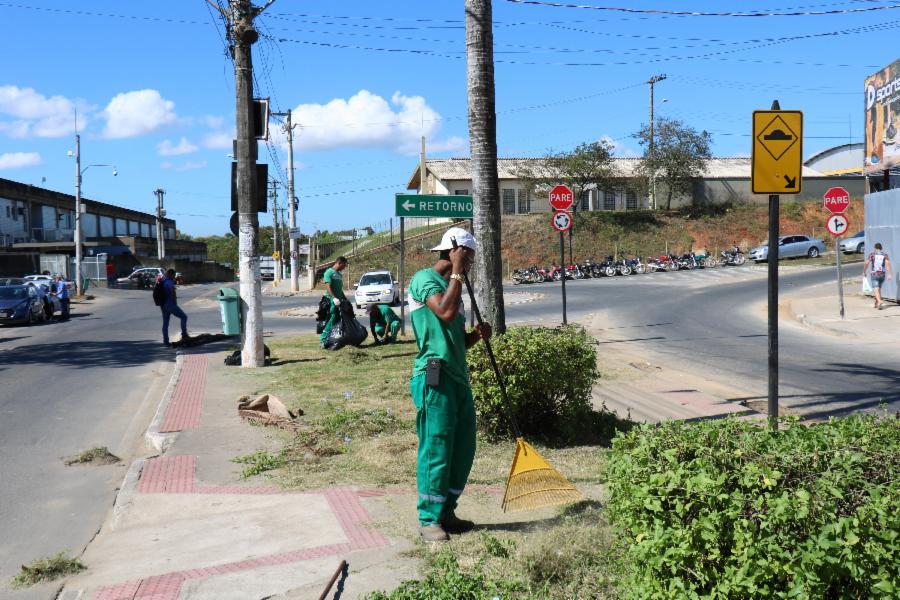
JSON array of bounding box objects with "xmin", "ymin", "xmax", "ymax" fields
[{"xmin": 254, "ymin": 0, "xmax": 277, "ymax": 16}]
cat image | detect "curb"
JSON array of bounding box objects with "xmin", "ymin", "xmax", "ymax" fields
[
  {"xmin": 783, "ymin": 299, "xmax": 858, "ymax": 339},
  {"xmin": 110, "ymin": 458, "xmax": 145, "ymax": 530},
  {"xmin": 57, "ymin": 590, "xmax": 84, "ymax": 600},
  {"xmin": 144, "ymin": 351, "xmax": 184, "ymax": 453}
]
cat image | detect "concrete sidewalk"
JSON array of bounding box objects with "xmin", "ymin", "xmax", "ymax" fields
[
  {"xmin": 785, "ymin": 277, "xmax": 899, "ymax": 343},
  {"xmin": 261, "ymin": 276, "xmax": 317, "ymax": 298},
  {"xmin": 60, "ymin": 340, "xmax": 418, "ymax": 600}
]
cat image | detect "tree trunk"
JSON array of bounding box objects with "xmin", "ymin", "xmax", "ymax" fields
[
  {"xmin": 665, "ymin": 186, "xmax": 673, "ymax": 211},
  {"xmin": 234, "ymin": 0, "xmax": 264, "ymax": 367},
  {"xmin": 465, "ymin": 0, "xmax": 505, "ymax": 334}
]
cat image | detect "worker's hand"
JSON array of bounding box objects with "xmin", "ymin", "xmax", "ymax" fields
[
  {"xmin": 333, "ymin": 297, "xmax": 341, "ymax": 306},
  {"xmin": 449, "ymin": 246, "xmax": 473, "ymax": 275},
  {"xmin": 475, "ymin": 322, "xmax": 492, "ymax": 342}
]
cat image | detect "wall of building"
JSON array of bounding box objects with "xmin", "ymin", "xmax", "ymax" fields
[
  {"xmin": 0, "ymin": 197, "xmax": 28, "ymax": 244},
  {"xmin": 694, "ymin": 177, "xmax": 866, "ymax": 206},
  {"xmin": 0, "ymin": 252, "xmax": 39, "ymax": 276}
]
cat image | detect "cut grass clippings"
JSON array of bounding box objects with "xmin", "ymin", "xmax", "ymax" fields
[
  {"xmin": 11, "ymin": 552, "xmax": 86, "ymax": 589},
  {"xmin": 245, "ymin": 335, "xmax": 610, "ymax": 492},
  {"xmin": 63, "ymin": 446, "xmax": 120, "ymax": 467}
]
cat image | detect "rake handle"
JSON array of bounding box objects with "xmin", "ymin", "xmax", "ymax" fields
[{"xmin": 452, "ymin": 239, "xmax": 523, "ymax": 439}]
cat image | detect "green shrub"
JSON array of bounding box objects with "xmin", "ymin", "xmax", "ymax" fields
[
  {"xmin": 605, "ymin": 415, "xmax": 900, "ymax": 599},
  {"xmin": 468, "ymin": 326, "xmax": 602, "ymax": 444}
]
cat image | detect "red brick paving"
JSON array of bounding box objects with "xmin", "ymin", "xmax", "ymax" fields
[{"xmin": 158, "ymin": 355, "xmax": 207, "ymax": 433}]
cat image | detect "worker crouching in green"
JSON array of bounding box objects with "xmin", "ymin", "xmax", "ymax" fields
[
  {"xmin": 408, "ymin": 227, "xmax": 491, "ymax": 543},
  {"xmin": 319, "ymin": 256, "xmax": 348, "ymax": 348},
  {"xmin": 367, "ymin": 303, "xmax": 400, "ymax": 344}
]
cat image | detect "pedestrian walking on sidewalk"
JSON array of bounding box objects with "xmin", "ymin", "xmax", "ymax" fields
[
  {"xmin": 368, "ymin": 303, "xmax": 400, "ymax": 345},
  {"xmin": 160, "ymin": 269, "xmax": 189, "ymax": 346},
  {"xmin": 319, "ymin": 256, "xmax": 348, "ymax": 347},
  {"xmin": 106, "ymin": 259, "xmax": 117, "ymax": 288},
  {"xmin": 54, "ymin": 274, "xmax": 70, "ymax": 321},
  {"xmin": 407, "ymin": 227, "xmax": 491, "ymax": 543},
  {"xmin": 864, "ymin": 242, "xmax": 893, "ymax": 310}
]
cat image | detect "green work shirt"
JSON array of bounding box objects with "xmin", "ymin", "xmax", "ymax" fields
[
  {"xmin": 371, "ymin": 303, "xmax": 400, "ymax": 327},
  {"xmin": 323, "ymin": 267, "xmax": 344, "ymax": 299},
  {"xmin": 408, "ymin": 268, "xmax": 468, "ymax": 385}
]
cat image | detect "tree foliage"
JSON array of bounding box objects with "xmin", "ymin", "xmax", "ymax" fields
[
  {"xmin": 632, "ymin": 118, "xmax": 712, "ymax": 210},
  {"xmin": 517, "ymin": 140, "xmax": 622, "ymax": 207}
]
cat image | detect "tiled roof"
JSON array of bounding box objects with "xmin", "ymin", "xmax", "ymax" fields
[{"xmin": 409, "ymin": 157, "xmax": 826, "ymax": 188}]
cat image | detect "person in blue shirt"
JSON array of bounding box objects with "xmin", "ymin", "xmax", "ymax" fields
[
  {"xmin": 161, "ymin": 269, "xmax": 189, "ymax": 346},
  {"xmin": 54, "ymin": 274, "xmax": 70, "ymax": 321}
]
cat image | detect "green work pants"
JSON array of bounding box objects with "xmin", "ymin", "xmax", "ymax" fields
[
  {"xmin": 410, "ymin": 372, "xmax": 476, "ymax": 526},
  {"xmin": 374, "ymin": 320, "xmax": 400, "ymax": 343},
  {"xmin": 319, "ymin": 302, "xmax": 340, "ymax": 345}
]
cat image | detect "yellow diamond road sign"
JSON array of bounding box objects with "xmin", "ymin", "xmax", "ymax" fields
[{"xmin": 752, "ymin": 110, "xmax": 803, "ymax": 195}]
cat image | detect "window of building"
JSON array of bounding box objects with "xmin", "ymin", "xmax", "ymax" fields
[
  {"xmin": 5, "ymin": 206, "xmax": 9, "ymax": 218},
  {"xmin": 141, "ymin": 223, "xmax": 151, "ymax": 238},
  {"xmin": 115, "ymin": 218, "xmax": 127, "ymax": 236},
  {"xmin": 517, "ymin": 189, "xmax": 530, "ymax": 214},
  {"xmin": 502, "ymin": 189, "xmax": 516, "ymax": 214},
  {"xmin": 580, "ymin": 190, "xmax": 590, "ymax": 212},
  {"xmin": 454, "ymin": 189, "xmax": 469, "ymax": 196},
  {"xmin": 603, "ymin": 190, "xmax": 616, "ymax": 211},
  {"xmin": 100, "ymin": 216, "xmax": 114, "ymax": 237},
  {"xmin": 128, "ymin": 220, "xmax": 140, "ymax": 235},
  {"xmin": 626, "ymin": 189, "xmax": 638, "ymax": 211},
  {"xmin": 11, "ymin": 203, "xmax": 17, "ymax": 221}
]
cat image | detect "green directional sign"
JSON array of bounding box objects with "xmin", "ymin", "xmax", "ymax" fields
[{"xmin": 395, "ymin": 194, "xmax": 473, "ymax": 219}]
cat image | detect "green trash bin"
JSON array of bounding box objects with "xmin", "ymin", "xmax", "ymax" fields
[
  {"xmin": 81, "ymin": 277, "xmax": 90, "ymax": 292},
  {"xmin": 217, "ymin": 287, "xmax": 241, "ymax": 336}
]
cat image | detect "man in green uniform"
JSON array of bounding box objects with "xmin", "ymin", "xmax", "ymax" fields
[
  {"xmin": 320, "ymin": 256, "xmax": 348, "ymax": 347},
  {"xmin": 367, "ymin": 302, "xmax": 400, "ymax": 344},
  {"xmin": 408, "ymin": 227, "xmax": 491, "ymax": 542}
]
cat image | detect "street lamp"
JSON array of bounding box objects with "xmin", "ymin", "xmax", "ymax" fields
[
  {"xmin": 647, "ymin": 73, "xmax": 666, "ymax": 210},
  {"xmin": 72, "ymin": 133, "xmax": 117, "ymax": 297}
]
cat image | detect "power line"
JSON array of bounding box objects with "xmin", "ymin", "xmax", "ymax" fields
[{"xmin": 504, "ymin": 0, "xmax": 900, "ymax": 17}]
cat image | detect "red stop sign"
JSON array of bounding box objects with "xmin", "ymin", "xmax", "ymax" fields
[
  {"xmin": 549, "ymin": 184, "xmax": 574, "ymax": 211},
  {"xmin": 823, "ymin": 187, "xmax": 850, "ymax": 214}
]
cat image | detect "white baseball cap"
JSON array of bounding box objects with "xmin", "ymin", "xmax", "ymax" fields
[{"xmin": 432, "ymin": 227, "xmax": 477, "ymax": 252}]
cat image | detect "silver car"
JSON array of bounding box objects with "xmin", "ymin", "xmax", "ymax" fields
[
  {"xmin": 839, "ymin": 231, "xmax": 865, "ymax": 254},
  {"xmin": 748, "ymin": 235, "xmax": 827, "ymax": 262}
]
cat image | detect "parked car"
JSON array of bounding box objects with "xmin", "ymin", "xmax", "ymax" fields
[
  {"xmin": 0, "ymin": 285, "xmax": 46, "ymax": 325},
  {"xmin": 24, "ymin": 274, "xmax": 74, "ymax": 292},
  {"xmin": 748, "ymin": 235, "xmax": 827, "ymax": 262},
  {"xmin": 119, "ymin": 267, "xmax": 184, "ymax": 287},
  {"xmin": 353, "ymin": 270, "xmax": 398, "ymax": 309},
  {"xmin": 0, "ymin": 277, "xmax": 26, "ymax": 286},
  {"xmin": 839, "ymin": 230, "xmax": 865, "ymax": 254}
]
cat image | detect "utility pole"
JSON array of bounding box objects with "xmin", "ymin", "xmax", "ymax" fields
[
  {"xmin": 270, "ymin": 179, "xmax": 280, "ymax": 283},
  {"xmin": 647, "ymin": 74, "xmax": 666, "ymax": 210},
  {"xmin": 272, "ymin": 109, "xmax": 299, "ymax": 291},
  {"xmin": 210, "ymin": 0, "xmax": 274, "ymax": 367},
  {"xmin": 154, "ymin": 188, "xmax": 166, "ymax": 260},
  {"xmin": 74, "ymin": 133, "xmax": 83, "ymax": 296}
]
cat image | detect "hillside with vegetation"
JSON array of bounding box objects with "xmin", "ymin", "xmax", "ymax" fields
[{"xmin": 314, "ymin": 198, "xmax": 865, "ymax": 287}]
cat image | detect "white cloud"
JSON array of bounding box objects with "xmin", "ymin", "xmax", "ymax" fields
[
  {"xmin": 102, "ymin": 89, "xmax": 176, "ymax": 139},
  {"xmin": 203, "ymin": 131, "xmax": 233, "ymax": 150},
  {"xmin": 0, "ymin": 151, "xmax": 42, "ymax": 169},
  {"xmin": 203, "ymin": 115, "xmax": 225, "ymax": 129},
  {"xmin": 161, "ymin": 160, "xmax": 208, "ymax": 172},
  {"xmin": 0, "ymin": 85, "xmax": 88, "ymax": 138},
  {"xmin": 291, "ymin": 90, "xmax": 455, "ymax": 154},
  {"xmin": 157, "ymin": 137, "xmax": 198, "ymax": 156},
  {"xmin": 599, "ymin": 134, "xmax": 639, "ymax": 157}
]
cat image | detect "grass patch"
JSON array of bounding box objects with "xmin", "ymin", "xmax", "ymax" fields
[
  {"xmin": 63, "ymin": 446, "xmax": 120, "ymax": 466},
  {"xmin": 249, "ymin": 335, "xmax": 612, "ymax": 491},
  {"xmin": 232, "ymin": 449, "xmax": 287, "ymax": 479},
  {"xmin": 11, "ymin": 552, "xmax": 86, "ymax": 589},
  {"xmin": 368, "ymin": 502, "xmax": 621, "ymax": 599}
]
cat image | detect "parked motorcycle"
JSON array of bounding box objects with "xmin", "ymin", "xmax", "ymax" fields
[
  {"xmin": 720, "ymin": 248, "xmax": 746, "ymax": 266},
  {"xmin": 596, "ymin": 256, "xmax": 617, "ymax": 277},
  {"xmin": 566, "ymin": 263, "xmax": 586, "ymax": 279}
]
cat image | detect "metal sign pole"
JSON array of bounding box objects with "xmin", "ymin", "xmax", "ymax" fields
[
  {"xmin": 560, "ymin": 231, "xmax": 568, "ymax": 325},
  {"xmin": 399, "ymin": 217, "xmax": 406, "ymax": 336},
  {"xmin": 835, "ymin": 237, "xmax": 845, "ymax": 319},
  {"xmin": 768, "ymin": 193, "xmax": 780, "ymax": 431}
]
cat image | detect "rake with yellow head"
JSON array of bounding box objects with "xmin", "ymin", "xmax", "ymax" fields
[{"xmin": 452, "ymin": 239, "xmax": 584, "ymax": 513}]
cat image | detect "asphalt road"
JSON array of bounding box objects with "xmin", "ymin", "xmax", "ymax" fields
[
  {"xmin": 0, "ymin": 282, "xmax": 234, "ymax": 599},
  {"xmin": 1, "ymin": 267, "xmax": 893, "ymax": 597}
]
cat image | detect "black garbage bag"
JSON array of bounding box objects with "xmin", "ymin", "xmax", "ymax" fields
[
  {"xmin": 224, "ymin": 345, "xmax": 272, "ymax": 366},
  {"xmin": 323, "ymin": 301, "xmax": 368, "ymax": 351},
  {"xmin": 315, "ymin": 295, "xmax": 331, "ymax": 334}
]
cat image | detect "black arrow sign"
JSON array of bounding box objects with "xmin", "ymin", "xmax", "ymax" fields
[{"xmin": 783, "ymin": 175, "xmax": 796, "ymax": 189}]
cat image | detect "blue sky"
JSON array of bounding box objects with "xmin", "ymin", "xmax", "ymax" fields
[{"xmin": 0, "ymin": 1, "xmax": 895, "ymax": 236}]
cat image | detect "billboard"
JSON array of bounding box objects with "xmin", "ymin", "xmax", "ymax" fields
[{"xmin": 864, "ymin": 59, "xmax": 900, "ymax": 175}]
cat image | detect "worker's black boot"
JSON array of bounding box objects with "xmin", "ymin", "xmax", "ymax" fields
[
  {"xmin": 440, "ymin": 513, "xmax": 475, "ymax": 534},
  {"xmin": 419, "ymin": 524, "xmax": 449, "ymax": 543}
]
